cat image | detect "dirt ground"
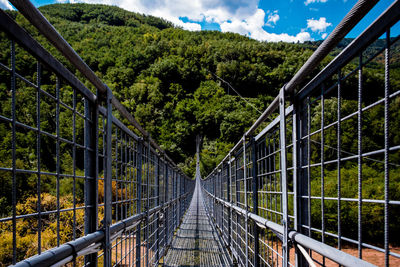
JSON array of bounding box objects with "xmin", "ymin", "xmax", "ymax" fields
[
  {"xmin": 291, "ymin": 246, "xmax": 400, "ymax": 266},
  {"xmin": 262, "ymin": 241, "xmax": 399, "ymax": 266},
  {"xmin": 110, "ymin": 236, "xmax": 155, "ymax": 266}
]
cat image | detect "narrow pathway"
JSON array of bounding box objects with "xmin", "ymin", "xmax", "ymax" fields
[{"xmin": 163, "ymin": 181, "xmax": 231, "ymax": 266}]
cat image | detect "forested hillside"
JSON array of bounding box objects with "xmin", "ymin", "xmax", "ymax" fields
[
  {"xmin": 3, "ymin": 4, "xmax": 399, "ymax": 177},
  {"xmin": 1, "ymin": 4, "xmax": 327, "ymax": 177},
  {"xmin": 2, "ymin": 2, "xmax": 399, "ymax": 176}
]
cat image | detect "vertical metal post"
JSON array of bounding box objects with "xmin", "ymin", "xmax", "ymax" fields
[
  {"xmin": 164, "ymin": 160, "xmax": 169, "ymax": 247},
  {"xmin": 174, "ymin": 170, "xmax": 176, "ymax": 234},
  {"xmin": 84, "ymin": 97, "xmax": 98, "ymax": 266},
  {"xmin": 73, "ymin": 89, "xmax": 77, "ymax": 242},
  {"xmin": 146, "ymin": 140, "xmax": 150, "ymax": 267},
  {"xmin": 227, "ymin": 154, "xmax": 232, "ymax": 249},
  {"xmin": 292, "ymin": 98, "xmax": 300, "ymax": 266},
  {"xmin": 11, "ymin": 40, "xmax": 17, "ymax": 266},
  {"xmin": 384, "ymin": 29, "xmax": 390, "ymax": 267},
  {"xmin": 173, "ymin": 170, "xmax": 176, "ymax": 229},
  {"xmin": 104, "ymin": 88, "xmax": 113, "ymax": 267},
  {"xmin": 56, "ymin": 78, "xmax": 61, "ymax": 248},
  {"xmin": 279, "ymin": 88, "xmax": 289, "ymax": 267},
  {"xmin": 213, "ymin": 172, "xmax": 216, "ymax": 217},
  {"xmin": 217, "ymin": 171, "xmax": 220, "ymax": 227},
  {"xmin": 243, "ymin": 136, "xmax": 248, "ymax": 267},
  {"xmin": 155, "ymin": 156, "xmax": 160, "ymax": 263},
  {"xmin": 177, "ymin": 172, "xmax": 180, "ymax": 226},
  {"xmin": 307, "ymin": 97, "xmax": 312, "ymax": 239},
  {"xmin": 219, "ymin": 170, "xmax": 226, "ymax": 231},
  {"xmin": 337, "ymin": 70, "xmax": 342, "ymax": 253},
  {"xmin": 136, "ymin": 139, "xmax": 143, "ymax": 267},
  {"xmin": 36, "ymin": 62, "xmax": 42, "ymax": 255},
  {"xmin": 251, "ymin": 137, "xmax": 259, "ymax": 267},
  {"xmin": 298, "ymin": 96, "xmax": 310, "ymax": 267},
  {"xmin": 235, "ymin": 156, "xmax": 240, "ymax": 261},
  {"xmin": 321, "ymin": 85, "xmax": 325, "ymax": 265},
  {"xmin": 357, "ymin": 54, "xmax": 363, "ymax": 259}
]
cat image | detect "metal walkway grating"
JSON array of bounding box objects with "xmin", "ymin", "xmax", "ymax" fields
[{"xmin": 163, "ymin": 181, "xmax": 231, "ymax": 267}]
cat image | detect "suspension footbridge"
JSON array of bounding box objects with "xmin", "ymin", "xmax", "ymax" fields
[{"xmin": 0, "ymin": 0, "xmax": 399, "ymax": 266}]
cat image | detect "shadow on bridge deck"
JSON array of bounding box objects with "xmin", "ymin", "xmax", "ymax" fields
[{"xmin": 163, "ymin": 181, "xmax": 231, "ymax": 267}]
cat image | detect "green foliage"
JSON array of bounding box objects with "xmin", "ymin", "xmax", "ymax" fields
[
  {"xmin": 39, "ymin": 3, "xmax": 173, "ymax": 29},
  {"xmin": 0, "ymin": 193, "xmax": 86, "ymax": 266},
  {"xmin": 309, "ymin": 165, "xmax": 400, "ymax": 245}
]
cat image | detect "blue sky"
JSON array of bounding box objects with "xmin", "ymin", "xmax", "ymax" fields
[{"xmin": 2, "ymin": 0, "xmax": 399, "ymax": 42}]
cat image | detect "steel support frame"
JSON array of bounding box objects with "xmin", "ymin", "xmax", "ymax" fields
[
  {"xmin": 279, "ymin": 88, "xmax": 289, "ymax": 267},
  {"xmin": 104, "ymin": 88, "xmax": 113, "ymax": 267},
  {"xmin": 250, "ymin": 137, "xmax": 259, "ymax": 267},
  {"xmin": 155, "ymin": 156, "xmax": 160, "ymax": 263},
  {"xmin": 164, "ymin": 161, "xmax": 169, "ymax": 247},
  {"xmin": 136, "ymin": 140, "xmax": 143, "ymax": 267},
  {"xmin": 227, "ymin": 157, "xmax": 232, "ymax": 250},
  {"xmin": 145, "ymin": 140, "xmax": 150, "ymax": 267},
  {"xmin": 84, "ymin": 96, "xmax": 99, "ymax": 267},
  {"xmin": 242, "ymin": 137, "xmax": 249, "ymax": 267}
]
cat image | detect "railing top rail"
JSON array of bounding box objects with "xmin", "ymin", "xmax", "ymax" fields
[
  {"xmin": 284, "ymin": 0, "xmax": 378, "ymax": 94},
  {"xmin": 298, "ymin": 0, "xmax": 400, "ymax": 100}
]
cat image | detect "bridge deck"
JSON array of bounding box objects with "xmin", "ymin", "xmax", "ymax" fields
[{"xmin": 163, "ymin": 182, "xmax": 231, "ymax": 266}]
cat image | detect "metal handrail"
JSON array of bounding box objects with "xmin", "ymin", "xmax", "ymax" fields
[
  {"xmin": 245, "ymin": 0, "xmax": 378, "ymax": 137},
  {"xmin": 13, "ymin": 192, "xmax": 190, "ymax": 267},
  {"xmin": 204, "ymin": 191, "xmax": 375, "ymax": 267}
]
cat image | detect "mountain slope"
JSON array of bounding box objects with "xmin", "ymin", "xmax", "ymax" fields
[{"xmin": 2, "ymin": 3, "xmax": 397, "ymax": 176}]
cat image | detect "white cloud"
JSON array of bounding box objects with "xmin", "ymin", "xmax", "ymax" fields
[
  {"xmin": 221, "ymin": 9, "xmax": 312, "ymax": 43},
  {"xmin": 321, "ymin": 33, "xmax": 327, "ymax": 39},
  {"xmin": 307, "ymin": 17, "xmax": 331, "ymax": 32},
  {"xmin": 115, "ymin": 0, "xmax": 259, "ymax": 31},
  {"xmin": 51, "ymin": 0, "xmax": 313, "ymax": 42},
  {"xmin": 57, "ymin": 0, "xmax": 89, "ymax": 3},
  {"xmin": 0, "ymin": 0, "xmax": 13, "ymax": 9},
  {"xmin": 304, "ymin": 0, "xmax": 327, "ymax": 6},
  {"xmin": 54, "ymin": 0, "xmax": 202, "ymax": 30},
  {"xmin": 266, "ymin": 10, "xmax": 279, "ymax": 27}
]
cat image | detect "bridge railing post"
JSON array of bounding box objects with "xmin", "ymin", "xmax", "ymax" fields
[
  {"xmin": 227, "ymin": 154, "xmax": 232, "ymax": 249},
  {"xmin": 145, "ymin": 140, "xmax": 150, "ymax": 267},
  {"xmin": 220, "ymin": 168, "xmax": 223, "ymax": 231},
  {"xmin": 104, "ymin": 88, "xmax": 113, "ymax": 267},
  {"xmin": 243, "ymin": 136, "xmax": 249, "ymax": 267},
  {"xmin": 292, "ymin": 95, "xmax": 300, "ymax": 267},
  {"xmin": 135, "ymin": 139, "xmax": 143, "ymax": 267},
  {"xmin": 155, "ymin": 155, "xmax": 160, "ymax": 263},
  {"xmin": 84, "ymin": 95, "xmax": 98, "ymax": 267},
  {"xmin": 164, "ymin": 161, "xmax": 169, "ymax": 247},
  {"xmin": 297, "ymin": 96, "xmax": 311, "ymax": 267},
  {"xmin": 177, "ymin": 172, "xmax": 180, "ymax": 226},
  {"xmin": 279, "ymin": 87, "xmax": 289, "ymax": 267},
  {"xmin": 250, "ymin": 136, "xmax": 259, "ymax": 267},
  {"xmin": 235, "ymin": 155, "xmax": 240, "ymax": 261}
]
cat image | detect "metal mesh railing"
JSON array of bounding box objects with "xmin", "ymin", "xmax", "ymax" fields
[
  {"xmin": 201, "ymin": 1, "xmax": 400, "ymax": 267},
  {"xmin": 0, "ymin": 3, "xmax": 194, "ymax": 267}
]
